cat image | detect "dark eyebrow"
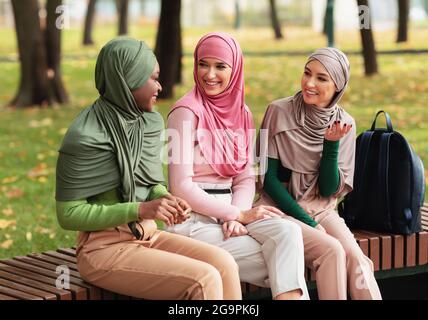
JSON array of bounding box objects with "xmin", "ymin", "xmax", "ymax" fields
[{"xmin": 317, "ymin": 72, "xmax": 329, "ymax": 77}]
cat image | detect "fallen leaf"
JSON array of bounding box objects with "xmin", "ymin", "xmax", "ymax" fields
[
  {"xmin": 0, "ymin": 239, "xmax": 13, "ymax": 249},
  {"xmin": 0, "ymin": 219, "xmax": 16, "ymax": 229},
  {"xmin": 2, "ymin": 176, "xmax": 18, "ymax": 184},
  {"xmin": 26, "ymin": 232, "xmax": 32, "ymax": 241},
  {"xmin": 2, "ymin": 207, "xmax": 14, "ymax": 217},
  {"xmin": 27, "ymin": 163, "xmax": 49, "ymax": 179},
  {"xmin": 5, "ymin": 188, "xmax": 24, "ymax": 199},
  {"xmin": 38, "ymin": 176, "xmax": 47, "ymax": 183},
  {"xmin": 35, "ymin": 226, "xmax": 51, "ymax": 234}
]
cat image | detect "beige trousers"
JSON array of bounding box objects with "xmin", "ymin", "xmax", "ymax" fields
[
  {"xmin": 256, "ymin": 193, "xmax": 382, "ymax": 300},
  {"xmin": 283, "ymin": 208, "xmax": 382, "ymax": 300},
  {"xmin": 76, "ymin": 222, "xmax": 242, "ymax": 300}
]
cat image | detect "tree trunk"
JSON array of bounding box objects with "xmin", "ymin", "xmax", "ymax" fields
[
  {"xmin": 117, "ymin": 0, "xmax": 129, "ymax": 35},
  {"xmin": 83, "ymin": 0, "xmax": 96, "ymax": 45},
  {"xmin": 325, "ymin": 0, "xmax": 334, "ymax": 47},
  {"xmin": 46, "ymin": 0, "xmax": 69, "ymax": 104},
  {"xmin": 10, "ymin": 0, "xmax": 68, "ymax": 107},
  {"xmin": 175, "ymin": 30, "xmax": 182, "ymax": 84},
  {"xmin": 269, "ymin": 0, "xmax": 283, "ymax": 39},
  {"xmin": 155, "ymin": 0, "xmax": 181, "ymax": 98},
  {"xmin": 357, "ymin": 0, "xmax": 378, "ymax": 75},
  {"xmin": 234, "ymin": 0, "xmax": 241, "ymax": 29},
  {"xmin": 396, "ymin": 0, "xmax": 409, "ymax": 43}
]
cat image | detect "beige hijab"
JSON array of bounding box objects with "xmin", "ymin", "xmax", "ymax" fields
[{"xmin": 258, "ymin": 48, "xmax": 356, "ymax": 210}]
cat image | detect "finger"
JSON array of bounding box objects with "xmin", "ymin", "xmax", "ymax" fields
[
  {"xmin": 164, "ymin": 203, "xmax": 179, "ymax": 217},
  {"xmin": 226, "ymin": 223, "xmax": 234, "ymax": 238},
  {"xmin": 264, "ymin": 206, "xmax": 284, "ymax": 216},
  {"xmin": 160, "ymin": 208, "xmax": 175, "ymax": 226},
  {"xmin": 167, "ymin": 199, "xmax": 184, "ymax": 215},
  {"xmin": 222, "ymin": 222, "xmax": 228, "ymax": 234},
  {"xmin": 177, "ymin": 198, "xmax": 191, "ymax": 211}
]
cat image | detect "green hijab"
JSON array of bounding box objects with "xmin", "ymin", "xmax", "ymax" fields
[{"xmin": 56, "ymin": 37, "xmax": 165, "ymax": 204}]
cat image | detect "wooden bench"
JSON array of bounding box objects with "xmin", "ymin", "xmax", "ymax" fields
[{"xmin": 1, "ymin": 204, "xmax": 428, "ymax": 300}]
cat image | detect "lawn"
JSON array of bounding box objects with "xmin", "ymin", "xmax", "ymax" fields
[{"xmin": 0, "ymin": 23, "xmax": 428, "ymax": 258}]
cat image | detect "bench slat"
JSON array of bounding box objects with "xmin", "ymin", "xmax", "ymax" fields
[
  {"xmin": 0, "ymin": 269, "xmax": 71, "ymax": 300},
  {"xmin": 405, "ymin": 233, "xmax": 416, "ymax": 267},
  {"xmin": 57, "ymin": 248, "xmax": 77, "ymax": 257},
  {"xmin": 28, "ymin": 252, "xmax": 79, "ymax": 272},
  {"xmin": 0, "ymin": 284, "xmax": 43, "ymax": 300},
  {"xmin": 1, "ymin": 259, "xmax": 101, "ymax": 300},
  {"xmin": 0, "ymin": 293, "xmax": 18, "ymax": 300},
  {"xmin": 0, "ymin": 276, "xmax": 56, "ymax": 300},
  {"xmin": 417, "ymin": 232, "xmax": 428, "ymax": 265},
  {"xmin": 392, "ymin": 235, "xmax": 404, "ymax": 269},
  {"xmin": 0, "ymin": 262, "xmax": 87, "ymax": 300}
]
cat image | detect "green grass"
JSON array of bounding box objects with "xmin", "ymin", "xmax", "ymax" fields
[{"xmin": 1, "ymin": 25, "xmax": 428, "ymax": 258}]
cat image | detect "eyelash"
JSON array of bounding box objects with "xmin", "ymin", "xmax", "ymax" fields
[{"xmin": 198, "ymin": 63, "xmax": 227, "ymax": 70}]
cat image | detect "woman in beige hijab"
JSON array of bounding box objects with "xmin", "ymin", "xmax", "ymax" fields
[{"xmin": 257, "ymin": 48, "xmax": 381, "ymax": 300}]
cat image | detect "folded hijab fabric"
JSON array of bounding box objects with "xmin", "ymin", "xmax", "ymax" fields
[
  {"xmin": 169, "ymin": 32, "xmax": 254, "ymax": 178},
  {"xmin": 56, "ymin": 37, "xmax": 165, "ymax": 204},
  {"xmin": 259, "ymin": 47, "xmax": 355, "ymax": 202}
]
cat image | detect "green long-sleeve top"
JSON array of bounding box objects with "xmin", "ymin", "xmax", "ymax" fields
[
  {"xmin": 56, "ymin": 184, "xmax": 169, "ymax": 231},
  {"xmin": 263, "ymin": 139, "xmax": 340, "ymax": 227}
]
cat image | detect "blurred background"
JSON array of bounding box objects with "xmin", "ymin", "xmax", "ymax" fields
[{"xmin": 0, "ymin": 0, "xmax": 427, "ymax": 258}]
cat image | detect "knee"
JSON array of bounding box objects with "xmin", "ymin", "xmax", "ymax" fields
[
  {"xmin": 325, "ymin": 238, "xmax": 346, "ymax": 262},
  {"xmin": 208, "ymin": 246, "xmax": 239, "ymax": 275},
  {"xmin": 191, "ymin": 263, "xmax": 223, "ymax": 300},
  {"xmin": 276, "ymin": 220, "xmax": 303, "ymax": 242}
]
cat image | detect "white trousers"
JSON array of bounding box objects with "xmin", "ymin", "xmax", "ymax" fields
[{"xmin": 167, "ymin": 182, "xmax": 309, "ymax": 299}]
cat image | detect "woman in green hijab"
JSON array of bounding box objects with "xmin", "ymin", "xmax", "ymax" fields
[{"xmin": 55, "ymin": 37, "xmax": 242, "ymax": 300}]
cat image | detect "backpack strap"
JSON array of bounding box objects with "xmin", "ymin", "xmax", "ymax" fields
[
  {"xmin": 379, "ymin": 132, "xmax": 393, "ymax": 230},
  {"xmin": 350, "ymin": 130, "xmax": 374, "ymax": 223}
]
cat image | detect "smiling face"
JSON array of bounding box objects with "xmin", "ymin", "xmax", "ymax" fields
[
  {"xmin": 131, "ymin": 61, "xmax": 162, "ymax": 112},
  {"xmin": 301, "ymin": 59, "xmax": 337, "ymax": 108},
  {"xmin": 196, "ymin": 57, "xmax": 232, "ymax": 96}
]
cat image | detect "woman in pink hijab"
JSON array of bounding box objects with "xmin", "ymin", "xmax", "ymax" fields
[
  {"xmin": 167, "ymin": 32, "xmax": 309, "ymax": 300},
  {"xmin": 257, "ymin": 48, "xmax": 382, "ymax": 300}
]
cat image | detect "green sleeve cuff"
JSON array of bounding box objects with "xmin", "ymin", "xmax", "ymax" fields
[
  {"xmin": 56, "ymin": 200, "xmax": 140, "ymax": 231},
  {"xmin": 319, "ymin": 139, "xmax": 340, "ymax": 197}
]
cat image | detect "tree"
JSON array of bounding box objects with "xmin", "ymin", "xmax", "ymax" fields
[
  {"xmin": 396, "ymin": 0, "xmax": 410, "ymax": 43},
  {"xmin": 234, "ymin": 0, "xmax": 241, "ymax": 29},
  {"xmin": 83, "ymin": 0, "xmax": 97, "ymax": 45},
  {"xmin": 268, "ymin": 0, "xmax": 283, "ymax": 39},
  {"xmin": 357, "ymin": 0, "xmax": 378, "ymax": 75},
  {"xmin": 10, "ymin": 0, "xmax": 68, "ymax": 108},
  {"xmin": 155, "ymin": 0, "xmax": 182, "ymax": 99},
  {"xmin": 324, "ymin": 0, "xmax": 335, "ymax": 47},
  {"xmin": 116, "ymin": 0, "xmax": 129, "ymax": 35}
]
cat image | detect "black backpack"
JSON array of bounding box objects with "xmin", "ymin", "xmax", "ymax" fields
[{"xmin": 338, "ymin": 111, "xmax": 425, "ymax": 235}]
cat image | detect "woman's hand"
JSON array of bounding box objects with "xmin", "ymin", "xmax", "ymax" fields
[
  {"xmin": 237, "ymin": 205, "xmax": 284, "ymax": 225},
  {"xmin": 222, "ymin": 220, "xmax": 248, "ymax": 240},
  {"xmin": 325, "ymin": 121, "xmax": 352, "ymax": 141},
  {"xmin": 138, "ymin": 194, "xmax": 191, "ymax": 226}
]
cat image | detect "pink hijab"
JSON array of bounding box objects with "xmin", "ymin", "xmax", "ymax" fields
[{"xmin": 169, "ymin": 32, "xmax": 254, "ymax": 177}]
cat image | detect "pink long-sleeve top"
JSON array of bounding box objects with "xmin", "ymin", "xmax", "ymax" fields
[{"xmin": 167, "ymin": 107, "xmax": 255, "ymax": 221}]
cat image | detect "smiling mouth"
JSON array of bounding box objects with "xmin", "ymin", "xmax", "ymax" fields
[
  {"xmin": 304, "ymin": 89, "xmax": 318, "ymax": 96},
  {"xmin": 204, "ymin": 81, "xmax": 221, "ymax": 87}
]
